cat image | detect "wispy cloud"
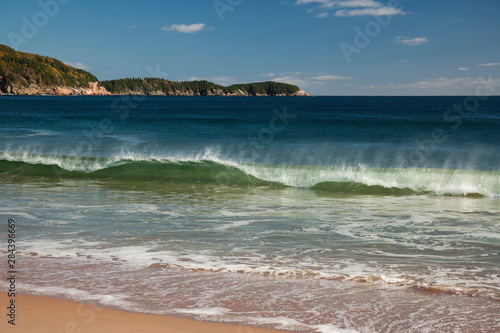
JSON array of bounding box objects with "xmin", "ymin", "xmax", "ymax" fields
[
  {"xmin": 259, "ymin": 73, "xmax": 277, "ymax": 77},
  {"xmin": 446, "ymin": 17, "xmax": 463, "ymax": 23},
  {"xmin": 385, "ymin": 77, "xmax": 499, "ymax": 90},
  {"xmin": 63, "ymin": 62, "xmax": 93, "ymax": 70},
  {"xmin": 185, "ymin": 76, "xmax": 237, "ymax": 86},
  {"xmin": 187, "ymin": 77, "xmax": 207, "ymax": 81},
  {"xmin": 212, "ymin": 76, "xmax": 238, "ymax": 86},
  {"xmin": 272, "ymin": 76, "xmax": 310, "ymax": 87},
  {"xmin": 355, "ymin": 76, "xmax": 500, "ymax": 95},
  {"xmin": 127, "ymin": 24, "xmax": 137, "ymax": 29},
  {"xmin": 271, "ymin": 72, "xmax": 353, "ymax": 88},
  {"xmin": 337, "ymin": 0, "xmax": 382, "ymax": 8},
  {"xmin": 161, "ymin": 23, "xmax": 213, "ymax": 34},
  {"xmin": 477, "ymin": 62, "xmax": 500, "ymax": 67},
  {"xmin": 315, "ymin": 12, "xmax": 329, "ymax": 18},
  {"xmin": 310, "ymin": 75, "xmax": 353, "ymax": 80},
  {"xmin": 395, "ymin": 37, "xmax": 429, "ymax": 46},
  {"xmin": 458, "ymin": 67, "xmax": 469, "ymax": 71},
  {"xmin": 295, "ymin": 0, "xmax": 406, "ymax": 17},
  {"xmin": 335, "ymin": 6, "xmax": 405, "ymax": 16}
]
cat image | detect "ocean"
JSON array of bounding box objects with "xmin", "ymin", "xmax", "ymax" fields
[{"xmin": 1, "ymin": 95, "xmax": 499, "ymax": 332}]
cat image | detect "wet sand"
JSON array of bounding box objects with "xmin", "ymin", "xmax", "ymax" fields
[{"xmin": 0, "ymin": 293, "xmax": 287, "ymax": 333}]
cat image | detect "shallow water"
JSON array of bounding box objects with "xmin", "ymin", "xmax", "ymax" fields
[{"xmin": 1, "ymin": 96, "xmax": 499, "ymax": 332}]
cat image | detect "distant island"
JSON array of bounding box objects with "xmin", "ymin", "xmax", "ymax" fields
[{"xmin": 0, "ymin": 44, "xmax": 310, "ymax": 97}]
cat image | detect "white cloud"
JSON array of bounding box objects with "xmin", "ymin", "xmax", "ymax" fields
[
  {"xmin": 478, "ymin": 62, "xmax": 500, "ymax": 67},
  {"xmin": 400, "ymin": 77, "xmax": 471, "ymax": 89},
  {"xmin": 161, "ymin": 23, "xmax": 213, "ymax": 34},
  {"xmin": 458, "ymin": 67, "xmax": 469, "ymax": 71},
  {"xmin": 282, "ymin": 71, "xmax": 307, "ymax": 76},
  {"xmin": 356, "ymin": 76, "xmax": 500, "ymax": 95},
  {"xmin": 295, "ymin": 0, "xmax": 406, "ymax": 17},
  {"xmin": 295, "ymin": 0, "xmax": 332, "ymax": 5},
  {"xmin": 272, "ymin": 76, "xmax": 311, "ymax": 87},
  {"xmin": 271, "ymin": 72, "xmax": 313, "ymax": 87},
  {"xmin": 447, "ymin": 17, "xmax": 463, "ymax": 22},
  {"xmin": 127, "ymin": 24, "xmax": 137, "ymax": 29},
  {"xmin": 335, "ymin": 6, "xmax": 405, "ymax": 16},
  {"xmin": 259, "ymin": 73, "xmax": 277, "ymax": 77},
  {"xmin": 270, "ymin": 72, "xmax": 353, "ymax": 90},
  {"xmin": 185, "ymin": 76, "xmax": 237, "ymax": 86},
  {"xmin": 63, "ymin": 62, "xmax": 93, "ymax": 70},
  {"xmin": 211, "ymin": 76, "xmax": 237, "ymax": 86},
  {"xmin": 395, "ymin": 37, "xmax": 429, "ymax": 46},
  {"xmin": 390, "ymin": 77, "xmax": 500, "ymax": 90},
  {"xmin": 338, "ymin": 0, "xmax": 382, "ymax": 8},
  {"xmin": 187, "ymin": 77, "xmax": 208, "ymax": 81},
  {"xmin": 310, "ymin": 75, "xmax": 353, "ymax": 80}
]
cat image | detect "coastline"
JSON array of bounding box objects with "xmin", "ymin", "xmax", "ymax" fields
[
  {"xmin": 0, "ymin": 89, "xmax": 311, "ymax": 97},
  {"xmin": 0, "ymin": 293, "xmax": 288, "ymax": 333}
]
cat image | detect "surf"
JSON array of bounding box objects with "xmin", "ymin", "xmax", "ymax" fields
[{"xmin": 1, "ymin": 152, "xmax": 499, "ymax": 197}]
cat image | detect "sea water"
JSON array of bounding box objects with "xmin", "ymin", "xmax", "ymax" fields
[{"xmin": 1, "ymin": 96, "xmax": 499, "ymax": 332}]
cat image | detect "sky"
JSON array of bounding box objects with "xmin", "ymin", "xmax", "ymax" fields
[{"xmin": 1, "ymin": 0, "xmax": 500, "ymax": 96}]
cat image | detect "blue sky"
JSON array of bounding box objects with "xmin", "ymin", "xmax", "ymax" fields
[{"xmin": 2, "ymin": 0, "xmax": 500, "ymax": 95}]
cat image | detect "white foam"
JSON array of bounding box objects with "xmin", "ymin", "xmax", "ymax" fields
[
  {"xmin": 0, "ymin": 212, "xmax": 37, "ymax": 219},
  {"xmin": 312, "ymin": 324, "xmax": 360, "ymax": 333},
  {"xmin": 19, "ymin": 235, "xmax": 500, "ymax": 299},
  {"xmin": 215, "ymin": 219, "xmax": 256, "ymax": 230},
  {"xmin": 236, "ymin": 164, "xmax": 500, "ymax": 197},
  {"xmin": 247, "ymin": 316, "xmax": 312, "ymax": 331},
  {"xmin": 19, "ymin": 284, "xmax": 135, "ymax": 308},
  {"xmin": 118, "ymin": 204, "xmax": 160, "ymax": 214},
  {"xmin": 175, "ymin": 307, "xmax": 231, "ymax": 316}
]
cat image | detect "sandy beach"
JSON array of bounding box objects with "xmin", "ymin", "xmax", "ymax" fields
[{"xmin": 1, "ymin": 293, "xmax": 287, "ymax": 333}]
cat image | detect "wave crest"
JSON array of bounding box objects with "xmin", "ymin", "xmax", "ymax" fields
[{"xmin": 0, "ymin": 153, "xmax": 498, "ymax": 197}]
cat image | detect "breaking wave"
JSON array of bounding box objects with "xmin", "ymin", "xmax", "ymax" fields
[{"xmin": 1, "ymin": 152, "xmax": 499, "ymax": 197}]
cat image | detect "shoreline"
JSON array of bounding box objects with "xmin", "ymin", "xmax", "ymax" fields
[
  {"xmin": 0, "ymin": 93, "xmax": 311, "ymax": 97},
  {"xmin": 0, "ymin": 293, "xmax": 289, "ymax": 333}
]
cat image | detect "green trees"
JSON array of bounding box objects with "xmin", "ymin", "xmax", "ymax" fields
[
  {"xmin": 100, "ymin": 78, "xmax": 300, "ymax": 96},
  {"xmin": 0, "ymin": 44, "xmax": 97, "ymax": 91},
  {"xmin": 227, "ymin": 81, "xmax": 300, "ymax": 96},
  {"xmin": 0, "ymin": 43, "xmax": 304, "ymax": 96}
]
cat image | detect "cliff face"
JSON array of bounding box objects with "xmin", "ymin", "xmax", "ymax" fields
[
  {"xmin": 2, "ymin": 81, "xmax": 112, "ymax": 96},
  {"xmin": 54, "ymin": 82, "xmax": 111, "ymax": 96},
  {"xmin": 0, "ymin": 81, "xmax": 309, "ymax": 97},
  {"xmin": 114, "ymin": 88, "xmax": 310, "ymax": 97},
  {"xmin": 292, "ymin": 89, "xmax": 311, "ymax": 97}
]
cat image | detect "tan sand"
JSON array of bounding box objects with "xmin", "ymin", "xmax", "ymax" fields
[{"xmin": 1, "ymin": 293, "xmax": 288, "ymax": 333}]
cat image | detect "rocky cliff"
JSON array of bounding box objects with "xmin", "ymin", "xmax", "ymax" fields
[
  {"xmin": 0, "ymin": 44, "xmax": 110, "ymax": 95},
  {"xmin": 101, "ymin": 78, "xmax": 311, "ymax": 97},
  {"xmin": 3, "ymin": 81, "xmax": 112, "ymax": 96},
  {"xmin": 0, "ymin": 44, "xmax": 311, "ymax": 97},
  {"xmin": 110, "ymin": 87, "xmax": 310, "ymax": 97}
]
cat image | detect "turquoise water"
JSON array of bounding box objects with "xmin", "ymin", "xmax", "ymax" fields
[{"xmin": 1, "ymin": 96, "xmax": 499, "ymax": 332}]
